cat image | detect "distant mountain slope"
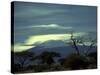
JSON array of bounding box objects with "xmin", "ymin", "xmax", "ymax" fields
[{"xmin": 28, "ymin": 45, "xmax": 97, "ymax": 57}]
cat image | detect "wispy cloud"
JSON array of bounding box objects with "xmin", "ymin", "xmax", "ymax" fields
[
  {"xmin": 30, "ymin": 24, "xmax": 72, "ymax": 29},
  {"xmin": 25, "ymin": 33, "xmax": 85, "ymax": 45},
  {"xmin": 13, "ymin": 33, "xmax": 86, "ymax": 52},
  {"xmin": 24, "ymin": 34, "xmax": 70, "ymax": 45},
  {"xmin": 16, "ymin": 24, "xmax": 72, "ymax": 30}
]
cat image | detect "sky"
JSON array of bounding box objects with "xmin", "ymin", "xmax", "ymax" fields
[{"xmin": 13, "ymin": 2, "xmax": 97, "ymax": 52}]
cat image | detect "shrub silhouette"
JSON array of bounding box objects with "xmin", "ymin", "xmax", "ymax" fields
[
  {"xmin": 12, "ymin": 51, "xmax": 35, "ymax": 72},
  {"xmin": 60, "ymin": 53, "xmax": 89, "ymax": 70},
  {"xmin": 36, "ymin": 51, "xmax": 61, "ymax": 65},
  {"xmin": 86, "ymin": 51, "xmax": 97, "ymax": 68},
  {"xmin": 87, "ymin": 51, "xmax": 97, "ymax": 60}
]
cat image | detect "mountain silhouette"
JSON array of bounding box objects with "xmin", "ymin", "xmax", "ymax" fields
[{"xmin": 35, "ymin": 40, "xmax": 67, "ymax": 48}]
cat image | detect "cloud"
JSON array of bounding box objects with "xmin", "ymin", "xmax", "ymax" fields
[
  {"xmin": 31, "ymin": 24, "xmax": 72, "ymax": 29},
  {"xmin": 32, "ymin": 24, "xmax": 59, "ymax": 28},
  {"xmin": 25, "ymin": 33, "xmax": 85, "ymax": 45},
  {"xmin": 13, "ymin": 33, "xmax": 86, "ymax": 52},
  {"xmin": 24, "ymin": 34, "xmax": 70, "ymax": 45},
  {"xmin": 13, "ymin": 43, "xmax": 34, "ymax": 52},
  {"xmin": 17, "ymin": 24, "xmax": 72, "ymax": 30}
]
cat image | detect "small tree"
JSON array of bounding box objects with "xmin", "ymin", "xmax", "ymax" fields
[
  {"xmin": 14, "ymin": 51, "xmax": 35, "ymax": 69},
  {"xmin": 70, "ymin": 32, "xmax": 80, "ymax": 55},
  {"xmin": 37, "ymin": 51, "xmax": 61, "ymax": 65}
]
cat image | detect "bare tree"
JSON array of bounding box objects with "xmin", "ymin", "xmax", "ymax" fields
[
  {"xmin": 70, "ymin": 32, "xmax": 80, "ymax": 55},
  {"xmin": 68, "ymin": 32, "xmax": 97, "ymax": 56},
  {"xmin": 78, "ymin": 36, "xmax": 96, "ymax": 56}
]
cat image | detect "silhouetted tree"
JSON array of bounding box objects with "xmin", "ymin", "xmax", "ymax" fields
[
  {"xmin": 14, "ymin": 51, "xmax": 35, "ymax": 70},
  {"xmin": 68, "ymin": 32, "xmax": 97, "ymax": 56},
  {"xmin": 70, "ymin": 32, "xmax": 80, "ymax": 55},
  {"xmin": 37, "ymin": 51, "xmax": 60, "ymax": 65}
]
